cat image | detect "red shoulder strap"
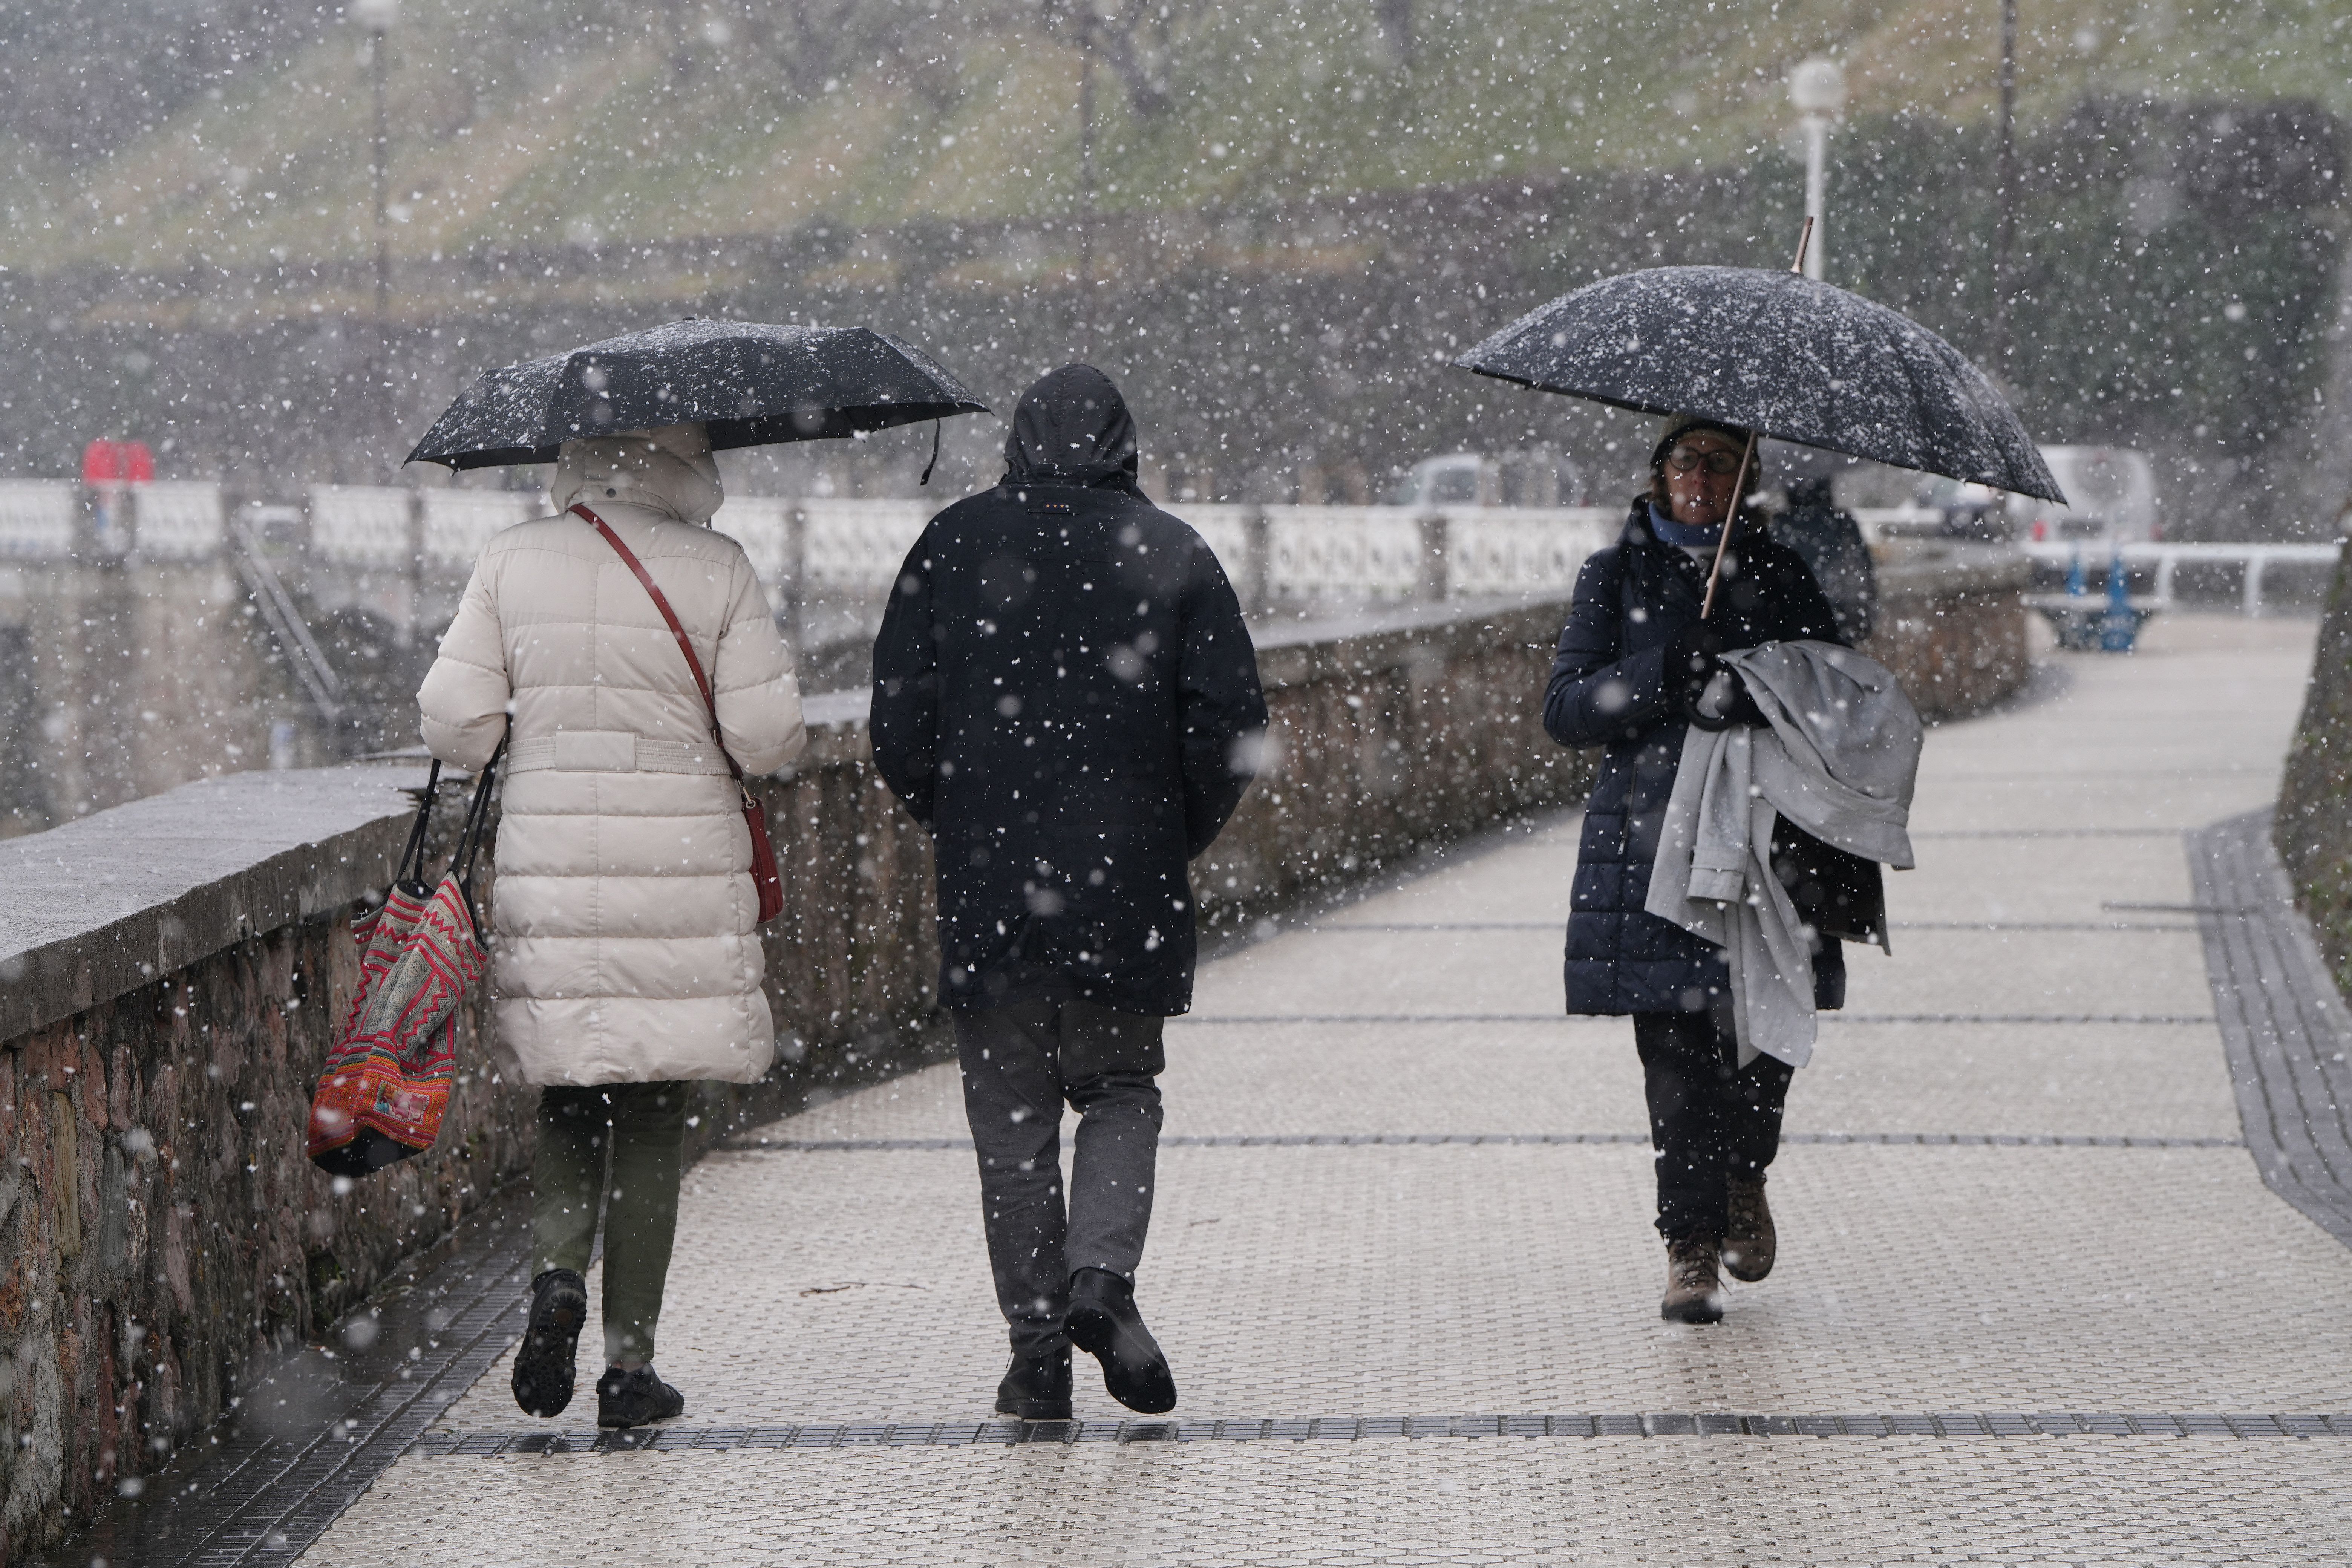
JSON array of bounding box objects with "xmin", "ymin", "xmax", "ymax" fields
[{"xmin": 572, "ymin": 503, "xmax": 739, "ymax": 779}]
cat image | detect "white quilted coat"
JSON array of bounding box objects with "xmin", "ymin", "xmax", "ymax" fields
[{"xmin": 416, "ymin": 427, "xmax": 806, "ymax": 1087}]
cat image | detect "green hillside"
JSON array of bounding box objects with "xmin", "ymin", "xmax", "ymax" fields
[{"xmin": 5, "ymin": 0, "xmax": 2346, "ymax": 277}]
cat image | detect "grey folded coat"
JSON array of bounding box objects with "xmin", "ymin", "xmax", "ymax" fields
[{"xmin": 1644, "ymin": 640, "xmax": 1923, "ymax": 1068}]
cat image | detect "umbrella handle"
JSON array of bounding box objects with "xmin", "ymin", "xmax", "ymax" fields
[{"xmin": 1698, "ymin": 430, "xmax": 1759, "ymax": 620}]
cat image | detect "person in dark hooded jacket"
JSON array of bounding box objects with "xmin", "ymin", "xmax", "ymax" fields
[
  {"xmin": 871, "ymin": 364, "xmax": 1266, "ymax": 1421},
  {"xmin": 1545, "ymin": 413, "xmax": 1879, "ymax": 1326}
]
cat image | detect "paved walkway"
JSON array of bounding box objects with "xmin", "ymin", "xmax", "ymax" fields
[{"xmin": 301, "ymin": 614, "xmax": 2352, "ymax": 1564}]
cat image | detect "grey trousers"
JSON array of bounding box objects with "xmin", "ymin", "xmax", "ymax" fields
[{"xmin": 954, "ymin": 997, "xmax": 1166, "ymax": 1357}]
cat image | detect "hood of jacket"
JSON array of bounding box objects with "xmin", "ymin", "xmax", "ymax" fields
[
  {"xmin": 551, "ymin": 423, "xmax": 723, "ymax": 524},
  {"xmin": 1001, "ymin": 364, "xmax": 1140, "ymax": 490}
]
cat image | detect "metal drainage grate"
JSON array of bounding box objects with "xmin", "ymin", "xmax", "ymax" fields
[
  {"xmin": 721, "ymin": 1132, "xmax": 2246, "ymax": 1155},
  {"xmin": 413, "ymin": 1412, "xmax": 2352, "ymax": 1453}
]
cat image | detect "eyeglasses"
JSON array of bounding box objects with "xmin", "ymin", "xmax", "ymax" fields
[{"xmin": 1666, "ymin": 447, "xmax": 1745, "ymax": 476}]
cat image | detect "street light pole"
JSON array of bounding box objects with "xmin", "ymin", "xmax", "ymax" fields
[
  {"xmin": 1788, "ymin": 56, "xmax": 1845, "ymax": 284},
  {"xmin": 1075, "ymin": 7, "xmax": 1097, "ymax": 361},
  {"xmin": 353, "ymin": 0, "xmax": 400, "ymax": 441},
  {"xmin": 1991, "ymin": 0, "xmax": 2018, "ymax": 372}
]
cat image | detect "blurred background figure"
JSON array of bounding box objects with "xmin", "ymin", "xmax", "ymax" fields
[{"xmin": 1764, "ymin": 442, "xmax": 1879, "ymax": 646}]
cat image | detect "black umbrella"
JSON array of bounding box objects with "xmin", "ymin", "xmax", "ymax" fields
[
  {"xmin": 1454, "ymin": 265, "xmax": 2064, "ymax": 505},
  {"xmin": 407, "ymin": 319, "xmax": 988, "ymax": 470}
]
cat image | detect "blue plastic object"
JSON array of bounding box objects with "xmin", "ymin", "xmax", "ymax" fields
[{"xmin": 2098, "ymin": 551, "xmax": 2143, "ymax": 652}]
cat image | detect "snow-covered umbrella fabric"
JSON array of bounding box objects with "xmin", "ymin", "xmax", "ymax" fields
[
  {"xmin": 406, "ymin": 319, "xmax": 989, "ymax": 470},
  {"xmin": 1454, "ymin": 266, "xmax": 2066, "ymax": 504}
]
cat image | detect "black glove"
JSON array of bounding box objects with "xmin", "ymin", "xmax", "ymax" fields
[
  {"xmin": 1692, "ymin": 667, "xmax": 1772, "ymax": 729},
  {"xmin": 1665, "ymin": 623, "xmax": 1725, "ymax": 724}
]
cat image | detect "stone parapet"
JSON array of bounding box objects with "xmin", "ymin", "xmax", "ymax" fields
[
  {"xmin": 0, "ymin": 597, "xmax": 1580, "ymax": 1560},
  {"xmin": 1863, "ymin": 542, "xmax": 2034, "ymax": 721}
]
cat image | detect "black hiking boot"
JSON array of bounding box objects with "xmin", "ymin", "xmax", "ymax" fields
[
  {"xmin": 1065, "ymin": 1267, "xmax": 1177, "ymax": 1414},
  {"xmin": 995, "ymin": 1346, "xmax": 1073, "ymax": 1421},
  {"xmin": 511, "ymin": 1268, "xmax": 588, "ymax": 1418},
  {"xmin": 596, "ymin": 1364, "xmax": 686, "ymax": 1429}
]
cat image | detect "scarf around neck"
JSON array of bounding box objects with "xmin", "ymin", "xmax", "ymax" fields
[{"xmin": 1648, "ymin": 502, "xmax": 1724, "ymax": 551}]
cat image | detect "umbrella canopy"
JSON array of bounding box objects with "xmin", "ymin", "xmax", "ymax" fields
[
  {"xmin": 1455, "ymin": 266, "xmax": 2065, "ymax": 504},
  {"xmin": 408, "ymin": 319, "xmax": 988, "ymax": 470}
]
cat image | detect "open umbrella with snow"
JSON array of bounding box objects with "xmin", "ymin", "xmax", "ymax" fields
[
  {"xmin": 407, "ymin": 318, "xmax": 988, "ymax": 470},
  {"xmin": 1453, "ymin": 264, "xmax": 2064, "ymax": 504}
]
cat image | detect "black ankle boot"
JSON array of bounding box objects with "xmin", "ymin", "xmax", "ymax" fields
[
  {"xmin": 995, "ymin": 1346, "xmax": 1072, "ymax": 1421},
  {"xmin": 1065, "ymin": 1267, "xmax": 1177, "ymax": 1414},
  {"xmin": 511, "ymin": 1269, "xmax": 588, "ymax": 1418},
  {"xmin": 596, "ymin": 1365, "xmax": 685, "ymax": 1429}
]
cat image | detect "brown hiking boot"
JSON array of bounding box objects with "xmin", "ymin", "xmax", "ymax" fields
[
  {"xmin": 1722, "ymin": 1174, "xmax": 1776, "ymax": 1282},
  {"xmin": 1660, "ymin": 1237, "xmax": 1724, "ymax": 1323}
]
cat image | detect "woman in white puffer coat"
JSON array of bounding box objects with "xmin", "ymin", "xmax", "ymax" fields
[{"xmin": 417, "ymin": 421, "xmax": 804, "ymax": 1429}]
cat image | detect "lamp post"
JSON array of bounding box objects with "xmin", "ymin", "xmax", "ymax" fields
[
  {"xmin": 1074, "ymin": 6, "xmax": 1097, "ymax": 360},
  {"xmin": 1990, "ymin": 0, "xmax": 2018, "ymax": 372},
  {"xmin": 352, "ymin": 0, "xmax": 400, "ymax": 440},
  {"xmin": 1787, "ymin": 55, "xmax": 1845, "ymax": 283}
]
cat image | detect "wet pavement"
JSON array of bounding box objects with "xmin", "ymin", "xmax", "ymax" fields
[{"xmin": 83, "ymin": 613, "xmax": 2352, "ymax": 1564}]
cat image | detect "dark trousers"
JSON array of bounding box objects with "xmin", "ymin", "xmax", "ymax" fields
[
  {"xmin": 1632, "ymin": 1003, "xmax": 1793, "ymax": 1242},
  {"xmin": 954, "ymin": 997, "xmax": 1166, "ymax": 1358},
  {"xmin": 532, "ymin": 1081, "xmax": 689, "ymax": 1365}
]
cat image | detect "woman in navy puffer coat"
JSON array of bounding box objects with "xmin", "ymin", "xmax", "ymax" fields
[{"xmin": 1544, "ymin": 413, "xmax": 1862, "ymax": 1325}]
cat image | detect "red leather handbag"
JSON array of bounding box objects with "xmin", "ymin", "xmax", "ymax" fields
[{"xmin": 574, "ymin": 503, "xmax": 785, "ymax": 925}]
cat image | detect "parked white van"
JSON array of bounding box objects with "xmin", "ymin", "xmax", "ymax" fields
[
  {"xmin": 1384, "ymin": 449, "xmax": 1584, "ymax": 510},
  {"xmin": 2007, "ymin": 446, "xmax": 2160, "ymax": 543}
]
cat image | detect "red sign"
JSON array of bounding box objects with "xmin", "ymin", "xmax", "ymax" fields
[{"xmin": 81, "ymin": 439, "xmax": 154, "ymax": 485}]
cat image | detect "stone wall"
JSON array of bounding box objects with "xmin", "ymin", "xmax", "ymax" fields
[
  {"xmin": 0, "ymin": 566, "xmax": 2027, "ymax": 1561},
  {"xmin": 2276, "ymin": 542, "xmax": 2352, "ymax": 994},
  {"xmin": 0, "ymin": 596, "xmax": 1577, "ymax": 1562},
  {"xmin": 1860, "ymin": 542, "xmax": 2034, "ymax": 723}
]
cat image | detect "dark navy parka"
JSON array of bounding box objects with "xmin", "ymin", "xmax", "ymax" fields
[
  {"xmin": 870, "ymin": 369, "xmax": 1267, "ymax": 1016},
  {"xmin": 1544, "ymin": 499, "xmax": 1853, "ymax": 1016}
]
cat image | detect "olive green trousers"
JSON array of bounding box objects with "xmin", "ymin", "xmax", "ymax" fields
[{"xmin": 532, "ymin": 1081, "xmax": 689, "ymax": 1366}]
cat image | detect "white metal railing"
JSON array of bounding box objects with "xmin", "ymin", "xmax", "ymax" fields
[{"xmin": 2021, "ymin": 540, "xmax": 2343, "ymax": 616}]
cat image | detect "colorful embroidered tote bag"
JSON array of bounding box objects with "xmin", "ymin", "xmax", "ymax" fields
[{"xmin": 307, "ymin": 748, "xmax": 502, "ymax": 1176}]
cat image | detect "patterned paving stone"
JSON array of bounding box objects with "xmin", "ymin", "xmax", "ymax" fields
[
  {"xmin": 296, "ymin": 613, "xmax": 2352, "ymax": 1563},
  {"xmin": 305, "ymin": 1441, "xmax": 2352, "ymax": 1566}
]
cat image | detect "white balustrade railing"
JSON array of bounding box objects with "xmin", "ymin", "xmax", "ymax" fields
[
  {"xmin": 1265, "ymin": 505, "xmax": 1425, "ymax": 601},
  {"xmin": 1181, "ymin": 505, "xmax": 1256, "ymax": 588},
  {"xmin": 309, "ymin": 485, "xmax": 416, "ymax": 568},
  {"xmin": 132, "ymin": 482, "xmax": 227, "ymax": 559},
  {"xmin": 1445, "ymin": 507, "xmax": 1618, "ymax": 597},
  {"xmin": 92, "ymin": 481, "xmax": 2333, "ymax": 623},
  {"xmin": 0, "ymin": 481, "xmax": 78, "ymax": 559},
  {"xmin": 420, "ymin": 490, "xmax": 539, "ymax": 569},
  {"xmin": 797, "ymin": 499, "xmax": 933, "ymax": 593},
  {"xmin": 711, "ymin": 496, "xmax": 795, "ymax": 588}
]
